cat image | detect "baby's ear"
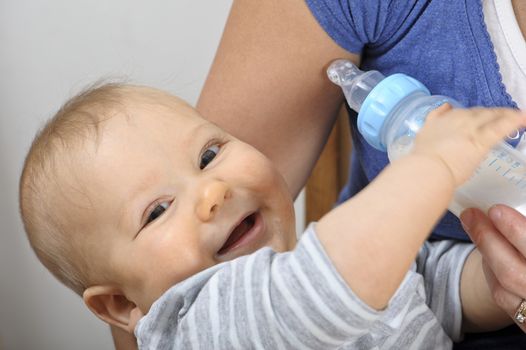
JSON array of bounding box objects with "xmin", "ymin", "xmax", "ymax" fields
[{"xmin": 83, "ymin": 286, "xmax": 142, "ymax": 333}]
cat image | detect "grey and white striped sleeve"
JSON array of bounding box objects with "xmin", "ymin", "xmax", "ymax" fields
[{"xmin": 135, "ymin": 224, "xmax": 448, "ymax": 349}]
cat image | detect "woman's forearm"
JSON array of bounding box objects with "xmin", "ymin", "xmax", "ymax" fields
[{"xmin": 111, "ymin": 324, "xmax": 138, "ymax": 350}]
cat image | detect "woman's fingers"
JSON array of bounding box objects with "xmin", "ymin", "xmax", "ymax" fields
[
  {"xmin": 488, "ymin": 205, "xmax": 526, "ymax": 258},
  {"xmin": 462, "ymin": 206, "xmax": 526, "ymax": 331},
  {"xmin": 461, "ymin": 208, "xmax": 526, "ymax": 300},
  {"xmin": 482, "ymin": 260, "xmax": 526, "ymax": 331}
]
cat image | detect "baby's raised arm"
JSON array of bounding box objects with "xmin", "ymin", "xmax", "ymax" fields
[{"xmin": 316, "ymin": 104, "xmax": 526, "ymax": 310}]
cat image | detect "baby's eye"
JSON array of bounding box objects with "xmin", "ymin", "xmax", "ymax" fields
[
  {"xmin": 145, "ymin": 201, "xmax": 171, "ymax": 226},
  {"xmin": 200, "ymin": 144, "xmax": 220, "ymax": 170}
]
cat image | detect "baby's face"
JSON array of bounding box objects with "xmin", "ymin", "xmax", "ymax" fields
[{"xmin": 81, "ymin": 95, "xmax": 296, "ymax": 312}]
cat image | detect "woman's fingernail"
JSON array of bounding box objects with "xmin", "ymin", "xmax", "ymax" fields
[
  {"xmin": 489, "ymin": 206, "xmax": 502, "ymax": 222},
  {"xmin": 460, "ymin": 209, "xmax": 474, "ymax": 231}
]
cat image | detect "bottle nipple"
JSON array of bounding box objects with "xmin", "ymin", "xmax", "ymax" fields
[
  {"xmin": 327, "ymin": 59, "xmax": 385, "ymax": 112},
  {"xmin": 327, "ymin": 59, "xmax": 365, "ymax": 87}
]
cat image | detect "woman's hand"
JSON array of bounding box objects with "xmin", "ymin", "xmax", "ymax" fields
[{"xmin": 461, "ymin": 205, "xmax": 526, "ymax": 332}]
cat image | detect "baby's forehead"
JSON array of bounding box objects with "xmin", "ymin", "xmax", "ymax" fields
[
  {"xmin": 103, "ymin": 90, "xmax": 205, "ymax": 132},
  {"xmin": 59, "ymin": 86, "xmax": 214, "ymax": 187},
  {"xmin": 76, "ymin": 98, "xmax": 208, "ymax": 185}
]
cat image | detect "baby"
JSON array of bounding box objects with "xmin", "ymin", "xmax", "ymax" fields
[{"xmin": 19, "ymin": 83, "xmax": 526, "ymax": 349}]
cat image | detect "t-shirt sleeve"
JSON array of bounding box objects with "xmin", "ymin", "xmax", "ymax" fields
[
  {"xmin": 305, "ymin": 0, "xmax": 418, "ymax": 54},
  {"xmin": 135, "ymin": 224, "xmax": 435, "ymax": 349},
  {"xmin": 415, "ymin": 240, "xmax": 475, "ymax": 341}
]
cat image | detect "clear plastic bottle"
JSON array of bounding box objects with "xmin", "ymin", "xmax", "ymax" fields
[{"xmin": 327, "ymin": 59, "xmax": 526, "ymax": 217}]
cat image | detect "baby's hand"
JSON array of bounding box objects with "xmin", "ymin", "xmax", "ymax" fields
[{"xmin": 412, "ymin": 104, "xmax": 526, "ymax": 187}]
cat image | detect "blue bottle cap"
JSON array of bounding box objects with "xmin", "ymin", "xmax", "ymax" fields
[{"xmin": 358, "ymin": 73, "xmax": 430, "ymax": 151}]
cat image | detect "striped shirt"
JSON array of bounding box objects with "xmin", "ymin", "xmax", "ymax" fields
[{"xmin": 135, "ymin": 224, "xmax": 474, "ymax": 349}]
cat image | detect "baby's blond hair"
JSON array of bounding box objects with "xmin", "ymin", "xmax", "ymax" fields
[{"xmin": 19, "ymin": 82, "xmax": 127, "ymax": 296}]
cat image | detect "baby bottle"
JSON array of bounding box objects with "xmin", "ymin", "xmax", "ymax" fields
[{"xmin": 327, "ymin": 59, "xmax": 526, "ymax": 217}]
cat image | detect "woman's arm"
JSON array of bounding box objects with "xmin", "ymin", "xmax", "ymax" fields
[
  {"xmin": 197, "ymin": 0, "xmax": 359, "ymax": 197},
  {"xmin": 111, "ymin": 324, "xmax": 138, "ymax": 350}
]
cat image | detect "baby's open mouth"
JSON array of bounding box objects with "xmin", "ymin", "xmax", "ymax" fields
[{"xmin": 217, "ymin": 212, "xmax": 257, "ymax": 255}]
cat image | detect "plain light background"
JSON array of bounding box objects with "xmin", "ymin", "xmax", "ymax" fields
[{"xmin": 0, "ymin": 1, "xmax": 306, "ymax": 348}]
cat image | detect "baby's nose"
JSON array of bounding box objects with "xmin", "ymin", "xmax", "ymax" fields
[{"xmin": 196, "ymin": 180, "xmax": 231, "ymax": 222}]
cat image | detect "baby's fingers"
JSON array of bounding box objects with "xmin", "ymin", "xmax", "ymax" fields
[
  {"xmin": 478, "ymin": 108, "xmax": 526, "ymax": 147},
  {"xmin": 426, "ymin": 103, "xmax": 453, "ymax": 120}
]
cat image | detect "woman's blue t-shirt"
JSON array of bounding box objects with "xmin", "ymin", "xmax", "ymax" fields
[{"xmin": 306, "ymin": 0, "xmax": 519, "ymax": 241}]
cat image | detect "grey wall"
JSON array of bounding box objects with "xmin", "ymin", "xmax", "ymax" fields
[
  {"xmin": 0, "ymin": 1, "xmax": 308, "ymax": 349},
  {"xmin": 0, "ymin": 1, "xmax": 306, "ymax": 348}
]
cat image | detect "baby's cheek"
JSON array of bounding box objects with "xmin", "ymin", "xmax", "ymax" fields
[
  {"xmin": 239, "ymin": 160, "xmax": 272, "ymax": 183},
  {"xmin": 150, "ymin": 251, "xmax": 211, "ymax": 296}
]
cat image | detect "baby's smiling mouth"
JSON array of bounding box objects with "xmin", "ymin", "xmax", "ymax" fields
[{"xmin": 217, "ymin": 212, "xmax": 259, "ymax": 255}]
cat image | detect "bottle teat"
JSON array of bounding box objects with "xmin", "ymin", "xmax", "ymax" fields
[
  {"xmin": 327, "ymin": 59, "xmax": 385, "ymax": 112},
  {"xmin": 327, "ymin": 59, "xmax": 365, "ymax": 86}
]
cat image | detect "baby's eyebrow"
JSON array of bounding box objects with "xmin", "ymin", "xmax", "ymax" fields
[{"xmin": 187, "ymin": 121, "xmax": 215, "ymax": 139}]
